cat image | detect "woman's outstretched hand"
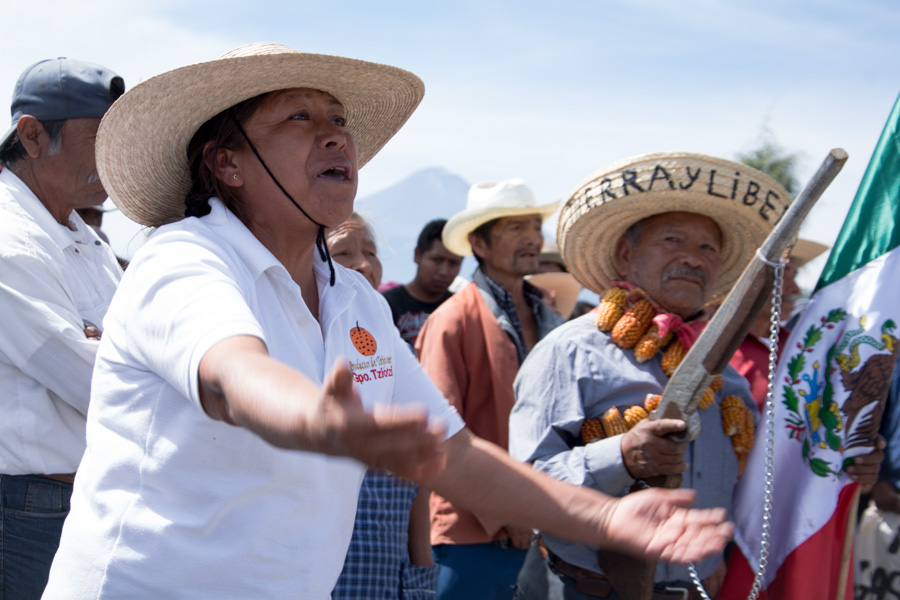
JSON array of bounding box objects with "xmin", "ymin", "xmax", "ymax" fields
[
  {"xmin": 597, "ymin": 487, "xmax": 733, "ymax": 564},
  {"xmin": 199, "ymin": 338, "xmax": 446, "ymax": 481},
  {"xmin": 315, "ymin": 360, "xmax": 447, "ymax": 481}
]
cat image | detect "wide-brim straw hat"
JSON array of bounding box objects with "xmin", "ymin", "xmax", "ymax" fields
[
  {"xmin": 96, "ymin": 42, "xmax": 425, "ymax": 228},
  {"xmin": 557, "ymin": 151, "xmax": 792, "ymax": 301},
  {"xmin": 442, "ymin": 178, "xmax": 558, "ymax": 257},
  {"xmin": 791, "ymin": 238, "xmax": 829, "ymax": 267},
  {"xmin": 527, "ymin": 272, "xmax": 582, "ymax": 318}
]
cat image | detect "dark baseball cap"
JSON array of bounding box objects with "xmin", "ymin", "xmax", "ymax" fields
[{"xmin": 1, "ymin": 57, "xmax": 124, "ymax": 149}]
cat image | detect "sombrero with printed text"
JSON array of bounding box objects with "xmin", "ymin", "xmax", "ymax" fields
[{"xmin": 557, "ymin": 151, "xmax": 793, "ymax": 301}]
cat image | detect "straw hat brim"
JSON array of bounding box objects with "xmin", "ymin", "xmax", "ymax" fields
[
  {"xmin": 527, "ymin": 272, "xmax": 582, "ymax": 318},
  {"xmin": 96, "ymin": 43, "xmax": 424, "ymax": 228},
  {"xmin": 539, "ymin": 240, "xmax": 565, "ymax": 269},
  {"xmin": 791, "ymin": 239, "xmax": 829, "ymax": 267},
  {"xmin": 557, "ymin": 151, "xmax": 792, "ymax": 302},
  {"xmin": 442, "ymin": 201, "xmax": 559, "ymax": 257}
]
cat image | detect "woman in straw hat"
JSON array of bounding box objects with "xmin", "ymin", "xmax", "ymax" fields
[{"xmin": 43, "ymin": 44, "xmax": 732, "ymax": 599}]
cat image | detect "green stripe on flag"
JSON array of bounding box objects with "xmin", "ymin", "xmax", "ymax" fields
[{"xmin": 816, "ymin": 92, "xmax": 900, "ymax": 291}]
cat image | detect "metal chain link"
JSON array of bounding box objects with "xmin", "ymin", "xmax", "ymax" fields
[
  {"xmin": 686, "ymin": 261, "xmax": 784, "ymax": 600},
  {"xmin": 744, "ymin": 260, "xmax": 783, "ymax": 600},
  {"xmin": 687, "ymin": 558, "xmax": 713, "ymax": 600}
]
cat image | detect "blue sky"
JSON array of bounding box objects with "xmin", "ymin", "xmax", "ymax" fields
[{"xmin": 3, "ymin": 0, "xmax": 899, "ymax": 287}]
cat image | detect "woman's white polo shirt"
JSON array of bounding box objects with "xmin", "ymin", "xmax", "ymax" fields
[{"xmin": 45, "ymin": 199, "xmax": 463, "ymax": 599}]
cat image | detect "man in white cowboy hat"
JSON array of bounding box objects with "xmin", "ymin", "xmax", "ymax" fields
[
  {"xmin": 415, "ymin": 178, "xmax": 564, "ymax": 600},
  {"xmin": 0, "ymin": 57, "xmax": 124, "ymax": 598},
  {"xmin": 509, "ymin": 152, "xmax": 790, "ymax": 599}
]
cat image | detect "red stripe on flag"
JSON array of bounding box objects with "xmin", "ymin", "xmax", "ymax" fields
[{"xmin": 720, "ymin": 483, "xmax": 858, "ymax": 600}]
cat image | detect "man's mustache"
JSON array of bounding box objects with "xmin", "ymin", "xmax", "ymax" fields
[{"xmin": 663, "ymin": 265, "xmax": 708, "ymax": 287}]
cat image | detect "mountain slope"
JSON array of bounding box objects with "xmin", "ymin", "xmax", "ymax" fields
[{"xmin": 356, "ymin": 167, "xmax": 476, "ymax": 285}]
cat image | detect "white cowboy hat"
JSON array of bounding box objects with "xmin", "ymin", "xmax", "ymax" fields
[
  {"xmin": 96, "ymin": 42, "xmax": 424, "ymax": 228},
  {"xmin": 557, "ymin": 151, "xmax": 793, "ymax": 301},
  {"xmin": 442, "ymin": 178, "xmax": 558, "ymax": 257}
]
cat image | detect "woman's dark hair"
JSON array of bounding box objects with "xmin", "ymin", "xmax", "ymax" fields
[{"xmin": 184, "ymin": 93, "xmax": 270, "ymax": 221}]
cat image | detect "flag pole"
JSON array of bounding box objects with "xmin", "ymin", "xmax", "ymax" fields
[{"xmin": 836, "ymin": 485, "xmax": 861, "ymax": 600}]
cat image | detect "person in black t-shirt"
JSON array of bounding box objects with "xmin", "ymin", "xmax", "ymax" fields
[{"xmin": 383, "ymin": 219, "xmax": 463, "ymax": 346}]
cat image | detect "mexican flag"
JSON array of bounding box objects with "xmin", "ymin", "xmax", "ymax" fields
[{"xmin": 720, "ymin": 92, "xmax": 900, "ymax": 599}]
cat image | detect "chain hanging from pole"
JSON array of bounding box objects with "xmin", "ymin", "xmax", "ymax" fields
[
  {"xmin": 743, "ymin": 258, "xmax": 784, "ymax": 600},
  {"xmin": 686, "ymin": 257, "xmax": 785, "ymax": 600}
]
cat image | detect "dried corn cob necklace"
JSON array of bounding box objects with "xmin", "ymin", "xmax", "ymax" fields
[
  {"xmin": 580, "ymin": 282, "xmax": 755, "ymax": 473},
  {"xmin": 585, "ymin": 271, "xmax": 784, "ymax": 600}
]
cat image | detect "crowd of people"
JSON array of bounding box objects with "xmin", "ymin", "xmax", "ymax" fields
[{"xmin": 0, "ymin": 42, "xmax": 890, "ymax": 600}]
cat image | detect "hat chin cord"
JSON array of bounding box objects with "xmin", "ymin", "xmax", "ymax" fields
[{"xmin": 229, "ymin": 111, "xmax": 336, "ymax": 286}]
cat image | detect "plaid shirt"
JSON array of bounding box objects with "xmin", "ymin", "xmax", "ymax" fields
[{"xmin": 332, "ymin": 470, "xmax": 437, "ymax": 599}]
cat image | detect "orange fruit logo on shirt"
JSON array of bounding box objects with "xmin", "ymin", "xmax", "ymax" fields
[{"xmin": 350, "ymin": 322, "xmax": 377, "ymax": 356}]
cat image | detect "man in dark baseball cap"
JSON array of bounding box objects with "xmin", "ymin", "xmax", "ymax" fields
[
  {"xmin": 1, "ymin": 58, "xmax": 124, "ymax": 148},
  {"xmin": 0, "ymin": 57, "xmax": 124, "ymax": 600}
]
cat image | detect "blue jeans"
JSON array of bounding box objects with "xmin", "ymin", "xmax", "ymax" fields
[
  {"xmin": 0, "ymin": 475, "xmax": 72, "ymax": 600},
  {"xmin": 433, "ymin": 542, "xmax": 528, "ymax": 600}
]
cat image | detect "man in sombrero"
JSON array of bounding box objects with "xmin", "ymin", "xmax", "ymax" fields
[
  {"xmin": 510, "ymin": 153, "xmax": 885, "ymax": 599},
  {"xmin": 507, "ymin": 153, "xmax": 790, "ymax": 599}
]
